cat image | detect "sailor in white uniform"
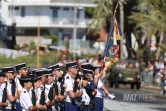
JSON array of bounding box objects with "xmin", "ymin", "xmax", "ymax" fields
[
  {"xmin": 35, "ymin": 69, "xmax": 54, "ymax": 110},
  {"xmin": 45, "ymin": 69, "xmax": 55, "ymax": 111},
  {"xmin": 48, "ymin": 64, "xmax": 67, "ymax": 111},
  {"xmin": 19, "ymin": 76, "xmax": 38, "ymax": 111},
  {"xmin": 29, "ymin": 73, "xmax": 47, "ymax": 111},
  {"xmin": 64, "ymin": 61, "xmax": 83, "ymax": 111},
  {"xmin": 0, "ymin": 72, "xmax": 8, "ymax": 109},
  {"xmin": 15, "ymin": 63, "xmax": 28, "ymax": 111},
  {"xmin": 2, "ymin": 67, "xmax": 18, "ymax": 111}
]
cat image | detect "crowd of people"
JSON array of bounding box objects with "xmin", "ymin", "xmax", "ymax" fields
[
  {"xmin": 0, "ymin": 55, "xmax": 116, "ymax": 111},
  {"xmin": 139, "ymin": 59, "xmax": 166, "ymax": 95}
]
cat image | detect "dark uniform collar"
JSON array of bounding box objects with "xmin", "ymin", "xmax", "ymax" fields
[
  {"xmin": 65, "ymin": 73, "xmax": 71, "ymax": 79},
  {"xmin": 23, "ymin": 88, "xmax": 28, "ymax": 93}
]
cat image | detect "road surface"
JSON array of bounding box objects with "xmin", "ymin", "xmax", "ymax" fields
[{"xmin": 103, "ymin": 85, "xmax": 166, "ymax": 111}]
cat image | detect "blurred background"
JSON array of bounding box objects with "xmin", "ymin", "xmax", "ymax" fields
[{"xmin": 0, "ymin": 0, "xmax": 166, "ymax": 110}]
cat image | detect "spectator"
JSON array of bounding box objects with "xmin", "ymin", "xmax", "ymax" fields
[
  {"xmin": 146, "ymin": 60, "xmax": 154, "ymax": 86},
  {"xmin": 160, "ymin": 63, "xmax": 166, "ymax": 95},
  {"xmin": 144, "ymin": 60, "xmax": 154, "ymax": 86}
]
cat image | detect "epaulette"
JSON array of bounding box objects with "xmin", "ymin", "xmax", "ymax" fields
[
  {"xmin": 40, "ymin": 86, "xmax": 44, "ymax": 90},
  {"xmin": 66, "ymin": 76, "xmax": 69, "ymax": 79},
  {"xmin": 31, "ymin": 89, "xmax": 34, "ymax": 92},
  {"xmin": 16, "ymin": 76, "xmax": 21, "ymax": 79},
  {"xmin": 24, "ymin": 91, "xmax": 26, "ymax": 93}
]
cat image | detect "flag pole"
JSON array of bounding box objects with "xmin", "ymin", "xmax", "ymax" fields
[{"xmin": 113, "ymin": 2, "xmax": 119, "ymax": 18}]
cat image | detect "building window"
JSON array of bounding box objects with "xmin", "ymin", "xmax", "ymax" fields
[
  {"xmin": 77, "ymin": 9, "xmax": 82, "ymax": 18},
  {"xmin": 52, "ymin": 9, "xmax": 58, "ymax": 18},
  {"xmin": 50, "ymin": 7, "xmax": 59, "ymax": 18},
  {"xmin": 63, "ymin": 7, "xmax": 69, "ymax": 11},
  {"xmin": 50, "ymin": 7, "xmax": 59, "ymax": 10},
  {"xmin": 16, "ymin": 28, "xmax": 24, "ymax": 34},
  {"xmin": 21, "ymin": 7, "xmax": 25, "ymax": 17},
  {"xmin": 8, "ymin": 6, "xmax": 19, "ymax": 10},
  {"xmin": 15, "ymin": 7, "xmax": 19, "ymax": 10}
]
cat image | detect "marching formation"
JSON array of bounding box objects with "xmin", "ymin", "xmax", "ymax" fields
[{"xmin": 0, "ymin": 61, "xmax": 115, "ymax": 111}]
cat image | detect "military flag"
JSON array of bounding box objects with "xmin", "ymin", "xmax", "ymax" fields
[
  {"xmin": 114, "ymin": 18, "xmax": 122, "ymax": 40},
  {"xmin": 104, "ymin": 18, "xmax": 122, "ymax": 62},
  {"xmin": 101, "ymin": 18, "xmax": 122, "ymax": 73}
]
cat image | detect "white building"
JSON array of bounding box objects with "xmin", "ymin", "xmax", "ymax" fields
[{"xmin": 0, "ymin": 0, "xmax": 95, "ymax": 47}]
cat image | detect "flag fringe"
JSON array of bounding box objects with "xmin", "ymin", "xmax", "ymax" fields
[
  {"xmin": 100, "ymin": 57, "xmax": 119, "ymax": 73},
  {"xmin": 116, "ymin": 36, "xmax": 122, "ymax": 40}
]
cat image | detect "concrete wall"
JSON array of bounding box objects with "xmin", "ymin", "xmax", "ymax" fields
[{"xmin": 1, "ymin": 0, "xmax": 9, "ymax": 24}]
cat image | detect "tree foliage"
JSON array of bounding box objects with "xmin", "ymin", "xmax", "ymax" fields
[
  {"xmin": 45, "ymin": 34, "xmax": 59, "ymax": 45},
  {"xmin": 129, "ymin": 0, "xmax": 166, "ymax": 34},
  {"xmin": 128, "ymin": 0, "xmax": 166, "ymax": 60},
  {"xmin": 85, "ymin": 7, "xmax": 94, "ymax": 18},
  {"xmin": 88, "ymin": 0, "xmax": 113, "ymax": 34}
]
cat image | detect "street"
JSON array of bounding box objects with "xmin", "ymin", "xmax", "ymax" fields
[{"xmin": 103, "ymin": 85, "xmax": 166, "ymax": 111}]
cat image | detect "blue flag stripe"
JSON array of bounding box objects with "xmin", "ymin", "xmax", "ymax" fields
[{"xmin": 104, "ymin": 18, "xmax": 115, "ymax": 57}]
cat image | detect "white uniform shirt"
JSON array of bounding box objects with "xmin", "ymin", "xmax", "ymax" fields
[
  {"xmin": 0, "ymin": 85, "xmax": 4, "ymax": 102},
  {"xmin": 29, "ymin": 87, "xmax": 40, "ymax": 104},
  {"xmin": 64, "ymin": 73, "xmax": 74, "ymax": 103},
  {"xmin": 45, "ymin": 83, "xmax": 54, "ymax": 103},
  {"xmin": 20, "ymin": 88, "xmax": 33, "ymax": 111},
  {"xmin": 15, "ymin": 75, "xmax": 23, "ymax": 103},
  {"xmin": 95, "ymin": 78, "xmax": 105, "ymax": 98},
  {"xmin": 37, "ymin": 85, "xmax": 48, "ymax": 104},
  {"xmin": 15, "ymin": 75, "xmax": 23, "ymax": 91},
  {"xmin": 52, "ymin": 79, "xmax": 61, "ymax": 111},
  {"xmin": 0, "ymin": 82, "xmax": 7, "ymax": 102},
  {"xmin": 0, "ymin": 87, "xmax": 3, "ymax": 102},
  {"xmin": 0, "ymin": 84, "xmax": 4, "ymax": 110},
  {"xmin": 1, "ymin": 83, "xmax": 6, "ymax": 90},
  {"xmin": 7, "ymin": 81, "xmax": 16, "ymax": 108},
  {"xmin": 81, "ymin": 88, "xmax": 90, "ymax": 105}
]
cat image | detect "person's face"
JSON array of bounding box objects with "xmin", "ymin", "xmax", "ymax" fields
[
  {"xmin": 34, "ymin": 80, "xmax": 41, "ymax": 88},
  {"xmin": 85, "ymin": 74, "xmax": 93, "ymax": 82},
  {"xmin": 6, "ymin": 73, "xmax": 15, "ymax": 80},
  {"xmin": 47, "ymin": 75, "xmax": 54, "ymax": 84},
  {"xmin": 26, "ymin": 81, "xmax": 32, "ymax": 89},
  {"xmin": 54, "ymin": 70, "xmax": 62, "ymax": 78},
  {"xmin": 148, "ymin": 61, "xmax": 151, "ymax": 65},
  {"xmin": 20, "ymin": 68, "xmax": 27, "ymax": 76},
  {"xmin": 0, "ymin": 76, "xmax": 5, "ymax": 83},
  {"xmin": 68, "ymin": 67, "xmax": 77, "ymax": 78}
]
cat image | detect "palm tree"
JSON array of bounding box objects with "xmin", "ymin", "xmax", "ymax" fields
[
  {"xmin": 88, "ymin": 0, "xmax": 113, "ymax": 34},
  {"xmin": 45, "ymin": 34, "xmax": 58, "ymax": 45},
  {"xmin": 28, "ymin": 41, "xmax": 36, "ymax": 54},
  {"xmin": 128, "ymin": 0, "xmax": 166, "ymax": 60}
]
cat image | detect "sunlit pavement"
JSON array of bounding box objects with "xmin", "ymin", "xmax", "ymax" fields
[{"xmin": 103, "ymin": 85, "xmax": 166, "ymax": 111}]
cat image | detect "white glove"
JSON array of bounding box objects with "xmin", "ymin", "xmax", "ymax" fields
[{"xmin": 108, "ymin": 94, "xmax": 116, "ymax": 100}]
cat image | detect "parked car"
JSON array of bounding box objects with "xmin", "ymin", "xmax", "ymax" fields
[{"xmin": 108, "ymin": 60, "xmax": 141, "ymax": 89}]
